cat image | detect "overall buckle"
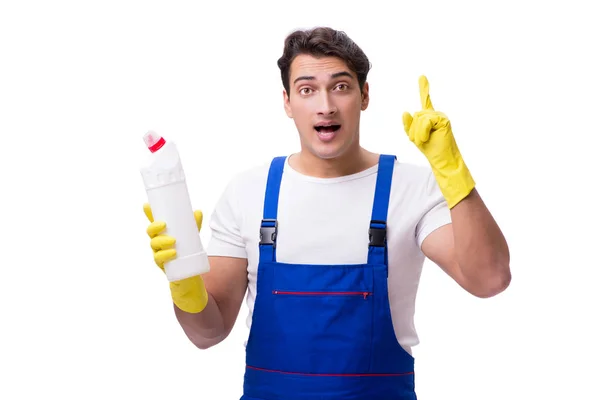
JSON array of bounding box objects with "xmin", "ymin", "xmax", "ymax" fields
[
  {"xmin": 260, "ymin": 219, "xmax": 278, "ymax": 247},
  {"xmin": 369, "ymin": 220, "xmax": 387, "ymax": 247}
]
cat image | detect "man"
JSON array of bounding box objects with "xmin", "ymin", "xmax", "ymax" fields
[{"xmin": 143, "ymin": 27, "xmax": 511, "ymax": 399}]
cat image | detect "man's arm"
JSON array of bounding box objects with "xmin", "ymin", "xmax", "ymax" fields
[
  {"xmin": 174, "ymin": 255, "xmax": 248, "ymax": 349},
  {"xmin": 421, "ymin": 188, "xmax": 511, "ymax": 298},
  {"xmin": 172, "ymin": 166, "xmax": 251, "ymax": 349},
  {"xmin": 402, "ymin": 75, "xmax": 511, "ymax": 298}
]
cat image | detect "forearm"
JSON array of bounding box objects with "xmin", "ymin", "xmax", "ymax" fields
[
  {"xmin": 451, "ymin": 188, "xmax": 511, "ymax": 296},
  {"xmin": 173, "ymin": 292, "xmax": 227, "ymax": 349}
]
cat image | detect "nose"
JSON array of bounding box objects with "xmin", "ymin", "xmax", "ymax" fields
[{"xmin": 316, "ymin": 92, "xmax": 337, "ymax": 116}]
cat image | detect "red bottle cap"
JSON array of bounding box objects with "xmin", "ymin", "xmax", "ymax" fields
[{"xmin": 143, "ymin": 131, "xmax": 166, "ymax": 153}]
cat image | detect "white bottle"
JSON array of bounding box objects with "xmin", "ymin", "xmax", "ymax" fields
[{"xmin": 140, "ymin": 131, "xmax": 210, "ymax": 282}]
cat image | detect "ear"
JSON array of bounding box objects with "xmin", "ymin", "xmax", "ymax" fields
[
  {"xmin": 283, "ymin": 89, "xmax": 293, "ymax": 118},
  {"xmin": 361, "ymin": 82, "xmax": 370, "ymax": 111}
]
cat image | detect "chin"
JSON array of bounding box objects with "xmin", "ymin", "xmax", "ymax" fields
[
  {"xmin": 312, "ymin": 151, "xmax": 341, "ymax": 160},
  {"xmin": 309, "ymin": 141, "xmax": 353, "ymax": 160}
]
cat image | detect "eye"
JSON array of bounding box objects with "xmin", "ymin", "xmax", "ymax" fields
[
  {"xmin": 334, "ymin": 83, "xmax": 349, "ymax": 91},
  {"xmin": 299, "ymin": 87, "xmax": 313, "ymax": 95}
]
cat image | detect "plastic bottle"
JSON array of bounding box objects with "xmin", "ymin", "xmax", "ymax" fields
[{"xmin": 140, "ymin": 131, "xmax": 210, "ymax": 281}]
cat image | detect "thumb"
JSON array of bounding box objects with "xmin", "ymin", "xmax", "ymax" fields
[
  {"xmin": 143, "ymin": 203, "xmax": 154, "ymax": 223},
  {"xmin": 194, "ymin": 210, "xmax": 203, "ymax": 232},
  {"xmin": 402, "ymin": 112, "xmax": 413, "ymax": 135}
]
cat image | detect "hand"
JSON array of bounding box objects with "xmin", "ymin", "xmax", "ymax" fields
[
  {"xmin": 144, "ymin": 203, "xmax": 208, "ymax": 313},
  {"xmin": 402, "ymin": 75, "xmax": 475, "ymax": 208}
]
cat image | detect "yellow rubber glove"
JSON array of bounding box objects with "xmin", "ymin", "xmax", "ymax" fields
[
  {"xmin": 402, "ymin": 75, "xmax": 476, "ymax": 208},
  {"xmin": 144, "ymin": 203, "xmax": 209, "ymax": 313}
]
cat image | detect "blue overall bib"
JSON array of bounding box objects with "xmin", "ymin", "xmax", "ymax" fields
[{"xmin": 241, "ymin": 154, "xmax": 417, "ymax": 400}]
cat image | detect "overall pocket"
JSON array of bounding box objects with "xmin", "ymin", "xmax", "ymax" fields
[{"xmin": 268, "ymin": 288, "xmax": 374, "ymax": 374}]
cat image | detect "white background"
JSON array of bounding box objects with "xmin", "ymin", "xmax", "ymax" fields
[{"xmin": 1, "ymin": 0, "xmax": 599, "ymax": 399}]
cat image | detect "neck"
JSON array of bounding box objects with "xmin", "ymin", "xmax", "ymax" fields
[{"xmin": 290, "ymin": 145, "xmax": 379, "ymax": 178}]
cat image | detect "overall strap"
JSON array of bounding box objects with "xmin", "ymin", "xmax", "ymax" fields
[
  {"xmin": 259, "ymin": 156, "xmax": 286, "ymax": 262},
  {"xmin": 367, "ymin": 154, "xmax": 396, "ymax": 266}
]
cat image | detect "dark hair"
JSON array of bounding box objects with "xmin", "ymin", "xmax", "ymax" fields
[{"xmin": 277, "ymin": 27, "xmax": 371, "ymax": 95}]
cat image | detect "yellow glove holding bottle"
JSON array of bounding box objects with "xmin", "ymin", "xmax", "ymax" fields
[
  {"xmin": 402, "ymin": 75, "xmax": 476, "ymax": 208},
  {"xmin": 144, "ymin": 203, "xmax": 208, "ymax": 314}
]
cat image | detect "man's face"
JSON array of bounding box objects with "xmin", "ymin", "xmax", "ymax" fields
[{"xmin": 283, "ymin": 54, "xmax": 369, "ymax": 160}]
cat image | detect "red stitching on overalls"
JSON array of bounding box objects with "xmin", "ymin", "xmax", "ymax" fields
[
  {"xmin": 246, "ymin": 365, "xmax": 413, "ymax": 377},
  {"xmin": 272, "ymin": 290, "xmax": 372, "ymax": 299}
]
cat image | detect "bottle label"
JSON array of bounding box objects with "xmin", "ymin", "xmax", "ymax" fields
[{"xmin": 141, "ymin": 161, "xmax": 186, "ymax": 189}]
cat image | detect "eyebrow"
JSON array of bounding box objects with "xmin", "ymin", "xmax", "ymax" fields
[{"xmin": 293, "ymin": 71, "xmax": 354, "ymax": 85}]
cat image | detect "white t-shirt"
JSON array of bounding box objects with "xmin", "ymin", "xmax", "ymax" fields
[{"xmin": 206, "ymin": 155, "xmax": 452, "ymax": 354}]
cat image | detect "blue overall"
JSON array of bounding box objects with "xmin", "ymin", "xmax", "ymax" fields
[{"xmin": 241, "ymin": 154, "xmax": 417, "ymax": 400}]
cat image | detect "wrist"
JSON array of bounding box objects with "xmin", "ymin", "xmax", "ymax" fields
[
  {"xmin": 431, "ymin": 157, "xmax": 475, "ymax": 209},
  {"xmin": 170, "ymin": 275, "xmax": 209, "ymax": 314}
]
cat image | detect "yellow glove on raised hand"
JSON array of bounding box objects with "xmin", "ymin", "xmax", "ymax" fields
[
  {"xmin": 402, "ymin": 76, "xmax": 475, "ymax": 208},
  {"xmin": 143, "ymin": 203, "xmax": 209, "ymax": 313}
]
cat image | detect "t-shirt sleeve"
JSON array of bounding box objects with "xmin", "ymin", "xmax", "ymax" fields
[
  {"xmin": 415, "ymin": 170, "xmax": 453, "ymax": 248},
  {"xmin": 206, "ymin": 177, "xmax": 247, "ymax": 259}
]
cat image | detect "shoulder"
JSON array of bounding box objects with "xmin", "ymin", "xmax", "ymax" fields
[
  {"xmin": 388, "ymin": 158, "xmax": 447, "ymax": 216},
  {"xmin": 390, "ymin": 159, "xmax": 435, "ymax": 192},
  {"xmin": 220, "ymin": 157, "xmax": 281, "ymax": 197}
]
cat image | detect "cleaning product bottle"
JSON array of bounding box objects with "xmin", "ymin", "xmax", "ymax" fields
[{"xmin": 140, "ymin": 130, "xmax": 209, "ymax": 281}]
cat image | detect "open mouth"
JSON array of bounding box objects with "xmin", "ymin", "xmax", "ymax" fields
[{"xmin": 314, "ymin": 124, "xmax": 341, "ymax": 134}]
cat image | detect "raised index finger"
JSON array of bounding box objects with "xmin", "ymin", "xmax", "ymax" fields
[{"xmin": 419, "ymin": 75, "xmax": 434, "ymax": 111}]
